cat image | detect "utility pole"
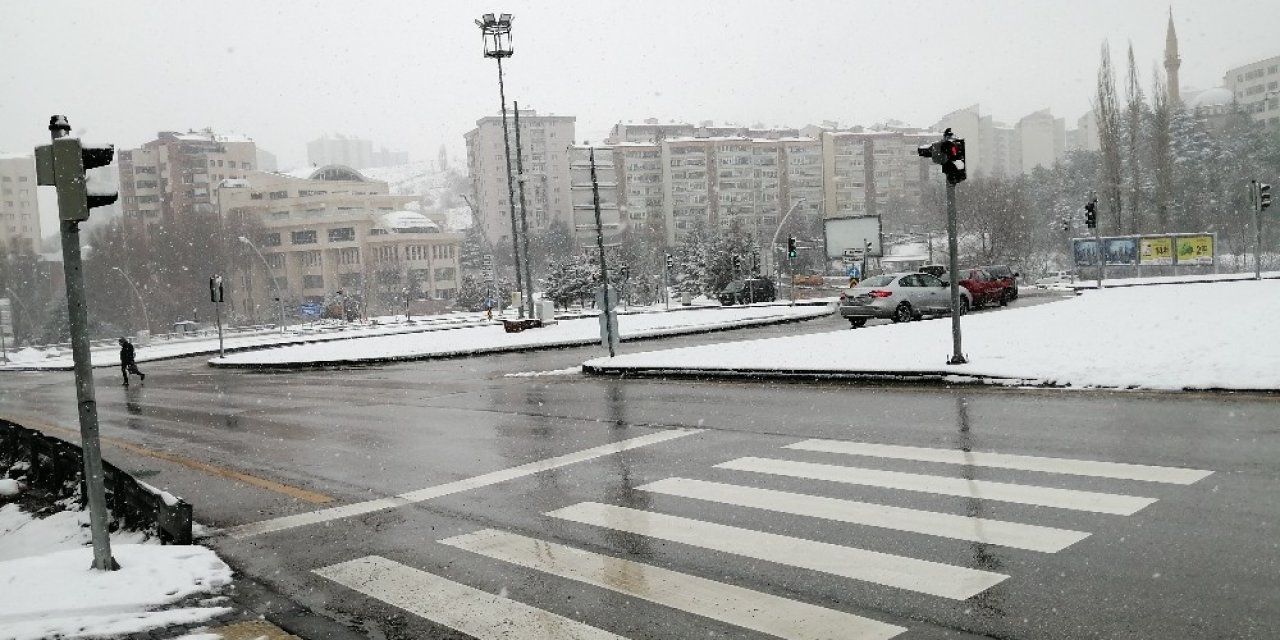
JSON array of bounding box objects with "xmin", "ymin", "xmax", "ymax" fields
[
  {"xmin": 1087, "ymin": 193, "xmax": 1104, "ymax": 289},
  {"xmin": 513, "ymin": 102, "xmax": 535, "ymax": 319},
  {"xmin": 918, "ymin": 128, "xmax": 967, "ymax": 365},
  {"xmin": 210, "ymin": 275, "xmax": 225, "ymax": 358},
  {"xmin": 35, "ymin": 115, "xmax": 119, "ymax": 571},
  {"xmin": 588, "ymin": 147, "xmax": 617, "ymax": 357}
]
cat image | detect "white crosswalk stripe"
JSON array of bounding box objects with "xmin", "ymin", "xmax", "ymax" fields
[
  {"xmin": 547, "ymin": 501, "xmax": 1008, "ymax": 600},
  {"xmin": 442, "ymin": 528, "xmax": 907, "ymax": 640},
  {"xmin": 637, "ymin": 477, "xmax": 1090, "ymax": 552},
  {"xmin": 717, "ymin": 456, "xmax": 1158, "ymax": 515},
  {"xmin": 315, "ymin": 555, "xmax": 628, "ymax": 640},
  {"xmin": 786, "ymin": 439, "xmax": 1213, "ymax": 484}
]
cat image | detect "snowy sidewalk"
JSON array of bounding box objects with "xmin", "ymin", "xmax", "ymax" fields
[
  {"xmin": 210, "ymin": 305, "xmax": 832, "ymax": 368},
  {"xmin": 583, "ymin": 280, "xmax": 1280, "ymax": 392}
]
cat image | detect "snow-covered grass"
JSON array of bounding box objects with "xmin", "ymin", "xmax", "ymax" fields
[
  {"xmin": 1069, "ymin": 269, "xmax": 1280, "ymax": 288},
  {"xmin": 584, "ymin": 280, "xmax": 1280, "ymax": 392},
  {"xmin": 0, "ymin": 500, "xmax": 233, "ymax": 640},
  {"xmin": 211, "ymin": 305, "xmax": 832, "ymax": 367}
]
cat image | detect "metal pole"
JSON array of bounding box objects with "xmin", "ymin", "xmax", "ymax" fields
[
  {"xmin": 111, "ymin": 267, "xmax": 149, "ymax": 336},
  {"xmin": 1254, "ymin": 180, "xmax": 1263, "ymax": 280},
  {"xmin": 240, "ymin": 237, "xmax": 286, "ymax": 334},
  {"xmin": 663, "ymin": 262, "xmax": 670, "ymax": 311},
  {"xmin": 1, "ymin": 306, "xmax": 7, "ymax": 363},
  {"xmin": 1094, "ymin": 223, "xmax": 1104, "ymax": 289},
  {"xmin": 215, "ymin": 300, "xmax": 224, "ymax": 358},
  {"xmin": 946, "ymin": 181, "xmax": 966, "ymax": 365},
  {"xmin": 788, "ymin": 252, "xmax": 795, "ymax": 306},
  {"xmin": 495, "ymin": 57, "xmax": 525, "ymax": 318},
  {"xmin": 590, "ymin": 148, "xmax": 616, "ymax": 357},
  {"xmin": 513, "ymin": 102, "xmax": 536, "ymax": 319},
  {"xmin": 49, "ymin": 117, "xmax": 117, "ymax": 571}
]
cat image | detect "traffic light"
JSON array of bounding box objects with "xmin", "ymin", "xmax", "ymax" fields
[
  {"xmin": 665, "ymin": 253, "xmax": 674, "ymax": 269},
  {"xmin": 1084, "ymin": 198, "xmax": 1098, "ymax": 229},
  {"xmin": 209, "ymin": 275, "xmax": 224, "ymax": 303},
  {"xmin": 620, "ymin": 265, "xmax": 630, "ymax": 280},
  {"xmin": 34, "ymin": 117, "xmax": 118, "ymax": 222},
  {"xmin": 1261, "ymin": 183, "xmax": 1272, "ymax": 211},
  {"xmin": 787, "ymin": 236, "xmax": 797, "ymax": 258},
  {"xmin": 917, "ymin": 128, "xmax": 966, "ymax": 184},
  {"xmin": 732, "ymin": 255, "xmax": 741, "ymax": 271}
]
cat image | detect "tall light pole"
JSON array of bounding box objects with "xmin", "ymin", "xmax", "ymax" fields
[
  {"xmin": 238, "ymin": 236, "xmax": 286, "ymax": 334},
  {"xmin": 476, "ymin": 12, "xmax": 528, "ymax": 318},
  {"xmin": 770, "ymin": 197, "xmax": 806, "ymax": 295},
  {"xmin": 110, "ymin": 267, "xmax": 150, "ymax": 336}
]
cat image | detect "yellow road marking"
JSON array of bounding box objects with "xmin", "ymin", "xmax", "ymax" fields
[{"xmin": 2, "ymin": 414, "xmax": 335, "ymax": 504}]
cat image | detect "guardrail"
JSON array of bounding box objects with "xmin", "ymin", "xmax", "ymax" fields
[{"xmin": 0, "ymin": 418, "xmax": 193, "ymax": 544}]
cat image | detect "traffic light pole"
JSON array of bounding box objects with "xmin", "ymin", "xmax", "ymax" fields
[
  {"xmin": 48, "ymin": 117, "xmax": 118, "ymax": 571},
  {"xmin": 1253, "ymin": 180, "xmax": 1262, "ymax": 281},
  {"xmin": 945, "ymin": 181, "xmax": 966, "ymax": 365}
]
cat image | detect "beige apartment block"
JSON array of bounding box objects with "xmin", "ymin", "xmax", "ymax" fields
[
  {"xmin": 464, "ymin": 110, "xmax": 575, "ymax": 249},
  {"xmin": 1224, "ymin": 54, "xmax": 1280, "ymax": 130},
  {"xmin": 217, "ymin": 166, "xmax": 462, "ymax": 321},
  {"xmin": 118, "ymin": 129, "xmax": 258, "ymax": 230},
  {"xmin": 0, "ymin": 154, "xmax": 41, "ymax": 253},
  {"xmin": 1016, "ymin": 109, "xmax": 1066, "ymax": 173}
]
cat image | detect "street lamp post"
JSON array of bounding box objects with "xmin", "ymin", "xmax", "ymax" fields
[
  {"xmin": 111, "ymin": 267, "xmax": 150, "ymax": 337},
  {"xmin": 770, "ymin": 197, "xmax": 806, "ymax": 299},
  {"xmin": 238, "ymin": 236, "xmax": 286, "ymax": 334},
  {"xmin": 476, "ymin": 12, "xmax": 528, "ymax": 319}
]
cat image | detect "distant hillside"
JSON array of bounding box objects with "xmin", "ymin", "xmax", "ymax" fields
[{"xmin": 361, "ymin": 162, "xmax": 473, "ymax": 232}]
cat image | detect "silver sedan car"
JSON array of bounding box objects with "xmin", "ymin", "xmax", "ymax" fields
[{"xmin": 838, "ymin": 272, "xmax": 972, "ymax": 328}]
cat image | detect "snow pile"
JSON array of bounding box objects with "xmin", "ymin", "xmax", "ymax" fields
[
  {"xmin": 585, "ymin": 280, "xmax": 1280, "ymax": 391},
  {"xmin": 1, "ymin": 498, "xmax": 234, "ymax": 639}
]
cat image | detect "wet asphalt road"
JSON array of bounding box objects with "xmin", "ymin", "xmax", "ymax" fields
[{"xmin": 2, "ymin": 294, "xmax": 1277, "ymax": 640}]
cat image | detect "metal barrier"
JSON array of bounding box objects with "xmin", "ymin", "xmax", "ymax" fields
[{"xmin": 0, "ymin": 418, "xmax": 193, "ymax": 544}]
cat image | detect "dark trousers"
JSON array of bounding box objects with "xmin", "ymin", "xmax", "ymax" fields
[{"xmin": 121, "ymin": 361, "xmax": 143, "ymax": 381}]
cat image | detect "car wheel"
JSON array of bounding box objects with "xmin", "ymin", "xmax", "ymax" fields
[
  {"xmin": 959, "ymin": 297, "xmax": 970, "ymax": 315},
  {"xmin": 1000, "ymin": 289, "xmax": 1011, "ymax": 307},
  {"xmin": 849, "ymin": 318, "xmax": 866, "ymax": 329},
  {"xmin": 892, "ymin": 302, "xmax": 914, "ymax": 323}
]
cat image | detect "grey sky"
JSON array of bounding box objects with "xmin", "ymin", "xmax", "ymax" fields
[{"xmin": 4, "ymin": 0, "xmax": 1277, "ymax": 234}]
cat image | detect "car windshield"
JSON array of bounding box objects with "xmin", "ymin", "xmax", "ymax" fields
[{"xmin": 3, "ymin": 5, "xmax": 1274, "ymax": 640}]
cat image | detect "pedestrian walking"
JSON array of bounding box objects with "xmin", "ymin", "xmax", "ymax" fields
[{"xmin": 119, "ymin": 337, "xmax": 146, "ymax": 386}]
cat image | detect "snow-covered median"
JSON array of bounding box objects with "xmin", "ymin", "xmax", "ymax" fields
[
  {"xmin": 211, "ymin": 305, "xmax": 831, "ymax": 367},
  {"xmin": 0, "ymin": 503, "xmax": 233, "ymax": 640},
  {"xmin": 584, "ymin": 280, "xmax": 1280, "ymax": 391}
]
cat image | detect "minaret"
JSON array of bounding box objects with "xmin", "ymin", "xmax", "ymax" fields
[{"xmin": 1164, "ymin": 8, "xmax": 1181, "ymax": 103}]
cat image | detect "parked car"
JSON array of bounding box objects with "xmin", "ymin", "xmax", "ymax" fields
[
  {"xmin": 919, "ymin": 264, "xmax": 948, "ymax": 279},
  {"xmin": 981, "ymin": 264, "xmax": 1020, "ymax": 300},
  {"xmin": 718, "ymin": 277, "xmax": 776, "ymax": 305},
  {"xmin": 1035, "ymin": 270, "xmax": 1077, "ymax": 287},
  {"xmin": 838, "ymin": 272, "xmax": 971, "ymax": 328},
  {"xmin": 957, "ymin": 268, "xmax": 1007, "ymax": 307}
]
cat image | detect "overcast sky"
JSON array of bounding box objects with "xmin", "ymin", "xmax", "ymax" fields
[{"xmin": 4, "ymin": 0, "xmax": 1278, "ymax": 233}]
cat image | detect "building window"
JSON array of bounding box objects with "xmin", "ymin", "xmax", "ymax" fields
[
  {"xmin": 265, "ymin": 253, "xmax": 284, "ymax": 269},
  {"xmin": 303, "ymin": 275, "xmax": 324, "ymax": 289},
  {"xmin": 339, "ymin": 272, "xmax": 362, "ymax": 288},
  {"xmin": 290, "ymin": 230, "xmax": 317, "ymax": 244},
  {"xmin": 299, "ymin": 250, "xmax": 322, "ymax": 267},
  {"xmin": 433, "ymin": 267, "xmax": 456, "ymax": 282},
  {"xmin": 337, "ymin": 248, "xmax": 361, "ymax": 265},
  {"xmin": 328, "ymin": 227, "xmax": 355, "ymax": 242}
]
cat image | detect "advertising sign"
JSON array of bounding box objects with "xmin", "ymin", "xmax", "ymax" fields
[
  {"xmin": 824, "ymin": 216, "xmax": 883, "ymax": 259},
  {"xmin": 1175, "ymin": 235, "xmax": 1214, "ymax": 265},
  {"xmin": 1072, "ymin": 238, "xmax": 1100, "ymax": 266},
  {"xmin": 1138, "ymin": 237, "xmax": 1174, "ymax": 265},
  {"xmin": 1103, "ymin": 237, "xmax": 1137, "ymax": 266}
]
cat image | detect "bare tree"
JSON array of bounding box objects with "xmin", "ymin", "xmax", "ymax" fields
[
  {"xmin": 1125, "ymin": 44, "xmax": 1145, "ymax": 234},
  {"xmin": 1149, "ymin": 65, "xmax": 1173, "ymax": 232},
  {"xmin": 1095, "ymin": 41, "xmax": 1125, "ymax": 233}
]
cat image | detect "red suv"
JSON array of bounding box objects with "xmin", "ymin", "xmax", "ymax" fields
[{"xmin": 957, "ymin": 268, "xmax": 1006, "ymax": 307}]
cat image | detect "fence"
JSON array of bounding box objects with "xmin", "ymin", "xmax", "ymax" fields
[{"xmin": 0, "ymin": 418, "xmax": 193, "ymax": 544}]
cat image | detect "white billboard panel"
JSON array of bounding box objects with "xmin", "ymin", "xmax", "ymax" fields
[{"xmin": 823, "ymin": 216, "xmax": 883, "ymax": 259}]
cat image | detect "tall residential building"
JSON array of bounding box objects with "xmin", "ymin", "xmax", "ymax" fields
[
  {"xmin": 0, "ymin": 154, "xmax": 41, "ymax": 253},
  {"xmin": 1016, "ymin": 109, "xmax": 1066, "ymax": 172},
  {"xmin": 217, "ymin": 165, "xmax": 462, "ymax": 318},
  {"xmin": 464, "ymin": 109, "xmax": 576, "ymax": 248},
  {"xmin": 614, "ymin": 142, "xmax": 664, "ymax": 236},
  {"xmin": 1165, "ymin": 10, "xmax": 1182, "ymax": 104},
  {"xmin": 608, "ymin": 119, "xmax": 799, "ymax": 144},
  {"xmin": 821, "ymin": 131, "xmax": 933, "ymax": 229},
  {"xmin": 307, "ymin": 134, "xmax": 371, "ymax": 169},
  {"xmin": 118, "ymin": 130, "xmax": 258, "ymax": 229},
  {"xmin": 1224, "ymin": 54, "xmax": 1280, "ymax": 130}
]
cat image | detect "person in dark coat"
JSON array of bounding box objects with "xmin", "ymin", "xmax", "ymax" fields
[{"xmin": 119, "ymin": 337, "xmax": 145, "ymax": 385}]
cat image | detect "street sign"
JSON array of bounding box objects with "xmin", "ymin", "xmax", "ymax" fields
[{"xmin": 846, "ymin": 265, "xmax": 861, "ymax": 278}]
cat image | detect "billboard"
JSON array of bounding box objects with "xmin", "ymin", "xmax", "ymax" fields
[
  {"xmin": 1175, "ymin": 235, "xmax": 1214, "ymax": 265},
  {"xmin": 1073, "ymin": 239, "xmax": 1100, "ymax": 266},
  {"xmin": 1138, "ymin": 237, "xmax": 1174, "ymax": 265},
  {"xmin": 824, "ymin": 216, "xmax": 883, "ymax": 259},
  {"xmin": 1104, "ymin": 237, "xmax": 1137, "ymax": 266}
]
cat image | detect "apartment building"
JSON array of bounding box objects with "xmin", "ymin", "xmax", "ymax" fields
[
  {"xmin": 217, "ymin": 166, "xmax": 462, "ymax": 320},
  {"xmin": 118, "ymin": 130, "xmax": 258, "ymax": 229},
  {"xmin": 609, "ymin": 119, "xmax": 800, "ymax": 144},
  {"xmin": 614, "ymin": 142, "xmax": 664, "ymax": 235},
  {"xmin": 0, "ymin": 154, "xmax": 41, "ymax": 253},
  {"xmin": 1016, "ymin": 109, "xmax": 1066, "ymax": 172},
  {"xmin": 820, "ymin": 131, "xmax": 934, "ymax": 226},
  {"xmin": 464, "ymin": 110, "xmax": 575, "ymax": 248},
  {"xmin": 305, "ymin": 134, "xmax": 411, "ymax": 170},
  {"xmin": 1224, "ymin": 54, "xmax": 1280, "ymax": 130}
]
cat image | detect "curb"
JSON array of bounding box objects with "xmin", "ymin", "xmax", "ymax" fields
[{"xmin": 208, "ymin": 309, "xmax": 833, "ymax": 370}]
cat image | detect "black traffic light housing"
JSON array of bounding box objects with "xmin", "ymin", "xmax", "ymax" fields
[
  {"xmin": 1084, "ymin": 198, "xmax": 1098, "ymax": 229},
  {"xmin": 34, "ymin": 117, "xmax": 118, "ymax": 222},
  {"xmin": 620, "ymin": 265, "xmax": 630, "ymax": 280},
  {"xmin": 665, "ymin": 253, "xmax": 674, "ymax": 269},
  {"xmin": 1260, "ymin": 183, "xmax": 1272, "ymax": 211},
  {"xmin": 787, "ymin": 236, "xmax": 797, "ymax": 258},
  {"xmin": 210, "ymin": 275, "xmax": 224, "ymax": 303},
  {"xmin": 917, "ymin": 128, "xmax": 966, "ymax": 184}
]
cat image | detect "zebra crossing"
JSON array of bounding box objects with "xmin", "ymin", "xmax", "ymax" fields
[{"xmin": 314, "ymin": 437, "xmax": 1212, "ymax": 639}]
